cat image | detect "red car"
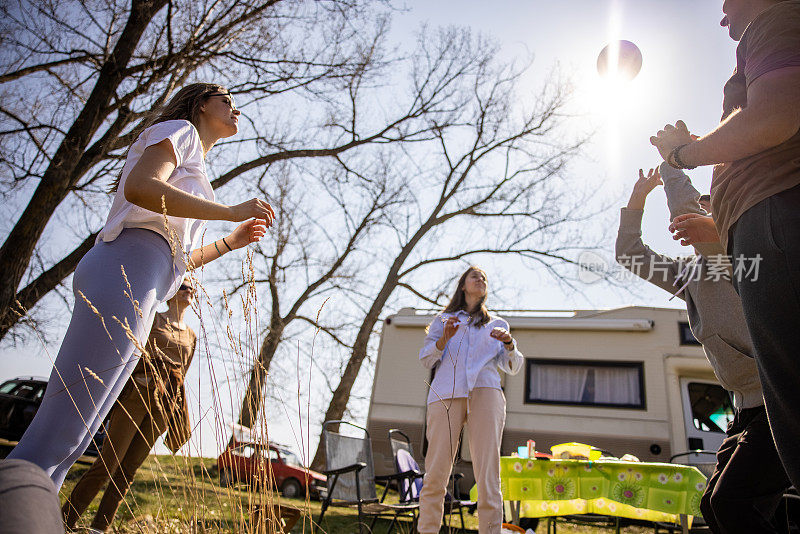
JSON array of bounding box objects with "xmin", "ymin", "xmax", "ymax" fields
[{"xmin": 218, "ymin": 439, "xmax": 327, "ymax": 499}]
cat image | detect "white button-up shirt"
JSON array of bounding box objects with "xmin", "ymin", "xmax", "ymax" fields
[{"xmin": 419, "ymin": 310, "xmax": 524, "ymax": 404}]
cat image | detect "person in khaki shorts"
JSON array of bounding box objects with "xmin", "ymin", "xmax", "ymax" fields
[
  {"xmin": 418, "ymin": 266, "xmax": 524, "ymax": 534},
  {"xmin": 61, "ymin": 278, "xmax": 198, "ymax": 533}
]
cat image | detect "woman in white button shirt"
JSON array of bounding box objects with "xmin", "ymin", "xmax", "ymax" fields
[
  {"xmin": 418, "ymin": 266, "xmax": 523, "ymax": 534},
  {"xmin": 8, "ymin": 83, "xmax": 274, "ymax": 488}
]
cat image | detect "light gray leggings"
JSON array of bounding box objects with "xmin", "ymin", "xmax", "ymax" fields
[{"xmin": 8, "ymin": 228, "xmax": 179, "ymax": 488}]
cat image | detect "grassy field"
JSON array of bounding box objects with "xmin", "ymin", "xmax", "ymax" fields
[{"xmin": 57, "ymin": 455, "xmax": 660, "ymax": 533}]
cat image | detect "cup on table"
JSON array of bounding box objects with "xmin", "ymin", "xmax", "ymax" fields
[{"xmin": 517, "ymin": 446, "xmax": 529, "ymax": 459}]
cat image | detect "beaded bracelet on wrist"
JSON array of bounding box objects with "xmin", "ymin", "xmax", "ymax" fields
[{"xmin": 668, "ymin": 143, "xmax": 696, "ymax": 170}]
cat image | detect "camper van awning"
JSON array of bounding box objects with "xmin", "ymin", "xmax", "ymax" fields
[{"xmin": 389, "ymin": 315, "xmax": 654, "ymax": 332}]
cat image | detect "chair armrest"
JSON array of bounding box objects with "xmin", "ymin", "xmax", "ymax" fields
[
  {"xmin": 668, "ymin": 450, "xmax": 717, "ymax": 463},
  {"xmin": 377, "ymin": 470, "xmax": 423, "ymax": 482},
  {"xmin": 324, "ymin": 462, "xmax": 367, "ymax": 476}
]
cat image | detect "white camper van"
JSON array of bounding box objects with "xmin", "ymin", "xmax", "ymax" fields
[{"xmin": 366, "ymin": 306, "xmax": 731, "ymax": 491}]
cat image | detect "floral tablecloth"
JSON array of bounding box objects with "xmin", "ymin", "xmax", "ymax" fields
[{"xmin": 469, "ymin": 457, "xmax": 707, "ymax": 524}]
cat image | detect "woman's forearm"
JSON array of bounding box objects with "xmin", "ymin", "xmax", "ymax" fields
[
  {"xmin": 188, "ymin": 239, "xmax": 228, "ymax": 269},
  {"xmin": 126, "ymin": 177, "xmax": 232, "ymax": 221}
]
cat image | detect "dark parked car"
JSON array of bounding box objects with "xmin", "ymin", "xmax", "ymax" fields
[{"xmin": 0, "ymin": 376, "xmax": 106, "ymax": 459}]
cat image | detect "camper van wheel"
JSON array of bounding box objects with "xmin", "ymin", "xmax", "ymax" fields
[
  {"xmin": 281, "ymin": 478, "xmax": 303, "ymax": 499},
  {"xmin": 219, "ymin": 469, "xmax": 233, "ymax": 487}
]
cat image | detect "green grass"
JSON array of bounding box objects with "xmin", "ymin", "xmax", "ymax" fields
[{"xmin": 59, "ymin": 455, "xmax": 656, "ymax": 533}]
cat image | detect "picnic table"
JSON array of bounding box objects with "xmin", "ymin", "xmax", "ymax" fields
[{"xmin": 470, "ymin": 457, "xmax": 707, "ymax": 533}]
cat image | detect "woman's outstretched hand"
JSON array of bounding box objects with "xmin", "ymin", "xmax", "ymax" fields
[
  {"xmin": 490, "ymin": 327, "xmax": 513, "ymax": 344},
  {"xmin": 442, "ymin": 316, "xmax": 460, "ymax": 341},
  {"xmin": 229, "ymin": 198, "xmax": 275, "ymax": 225},
  {"xmin": 226, "ymin": 219, "xmax": 267, "ymax": 249},
  {"xmin": 669, "ymin": 213, "xmax": 720, "ymax": 246},
  {"xmin": 435, "ymin": 316, "xmax": 460, "ymax": 351}
]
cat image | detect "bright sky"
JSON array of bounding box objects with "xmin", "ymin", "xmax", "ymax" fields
[
  {"xmin": 390, "ymin": 0, "xmax": 737, "ymax": 311},
  {"xmin": 0, "ymin": 0, "xmax": 740, "ymax": 458}
]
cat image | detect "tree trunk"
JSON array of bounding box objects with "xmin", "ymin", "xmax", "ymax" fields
[
  {"xmin": 236, "ymin": 321, "xmax": 285, "ymax": 429},
  {"xmin": 310, "ymin": 269, "xmax": 411, "ymax": 470},
  {"xmin": 0, "ymin": 0, "xmax": 167, "ymax": 335},
  {"xmin": 309, "ymin": 218, "xmax": 438, "ymax": 471},
  {"xmin": 309, "ymin": 320, "xmax": 380, "ymax": 471},
  {"xmin": 0, "ymin": 232, "xmax": 98, "ymax": 339}
]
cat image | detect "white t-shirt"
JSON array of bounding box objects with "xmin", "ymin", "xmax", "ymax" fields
[{"xmin": 98, "ymin": 120, "xmax": 214, "ymax": 261}]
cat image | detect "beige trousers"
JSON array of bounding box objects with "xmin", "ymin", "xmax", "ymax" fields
[{"xmin": 418, "ymin": 387, "xmax": 506, "ymax": 534}]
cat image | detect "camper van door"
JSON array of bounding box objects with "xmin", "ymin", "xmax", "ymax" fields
[{"xmin": 679, "ymin": 377, "xmax": 733, "ymax": 455}]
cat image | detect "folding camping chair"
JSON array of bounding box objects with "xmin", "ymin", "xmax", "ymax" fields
[
  {"xmin": 315, "ymin": 420, "xmax": 418, "ymax": 534},
  {"xmin": 388, "ymin": 428, "xmax": 476, "ymax": 532}
]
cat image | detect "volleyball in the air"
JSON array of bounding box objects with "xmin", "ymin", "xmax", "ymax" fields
[{"xmin": 597, "ymin": 40, "xmax": 643, "ymax": 81}]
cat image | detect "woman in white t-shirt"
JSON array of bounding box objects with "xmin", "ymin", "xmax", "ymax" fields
[
  {"xmin": 8, "ymin": 83, "xmax": 274, "ymax": 488},
  {"xmin": 417, "ymin": 266, "xmax": 523, "ymax": 534}
]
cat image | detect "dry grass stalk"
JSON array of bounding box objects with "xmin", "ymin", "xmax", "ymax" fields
[{"xmin": 51, "ymin": 235, "xmax": 328, "ymax": 533}]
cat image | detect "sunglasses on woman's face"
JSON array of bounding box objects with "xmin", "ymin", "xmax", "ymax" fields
[
  {"xmin": 179, "ymin": 284, "xmax": 195, "ymax": 294},
  {"xmin": 206, "ymin": 91, "xmax": 236, "ymax": 110}
]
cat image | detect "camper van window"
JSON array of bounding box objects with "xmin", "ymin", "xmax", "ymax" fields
[
  {"xmin": 524, "ymin": 359, "xmax": 645, "ymax": 409},
  {"xmin": 678, "ymin": 322, "xmax": 701, "ymax": 345},
  {"xmin": 687, "ymin": 382, "xmax": 734, "ymax": 432}
]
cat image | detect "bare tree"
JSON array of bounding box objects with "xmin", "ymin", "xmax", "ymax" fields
[
  {"xmin": 0, "ymin": 0, "xmax": 453, "ymax": 341},
  {"xmin": 197, "ymin": 25, "xmax": 537, "ymax": 432},
  {"xmin": 308, "ymin": 31, "xmax": 593, "ymax": 469},
  {"xmin": 1, "ymin": 3, "xmax": 601, "ymax": 475},
  {"xmin": 229, "ymin": 155, "xmax": 405, "ymax": 429}
]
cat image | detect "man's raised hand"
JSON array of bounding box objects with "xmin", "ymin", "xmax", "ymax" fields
[{"xmin": 650, "ymin": 120, "xmax": 695, "ymax": 163}]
